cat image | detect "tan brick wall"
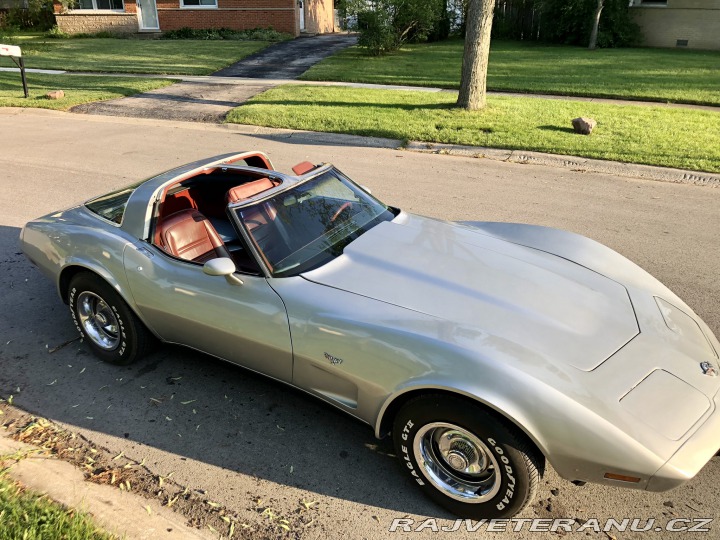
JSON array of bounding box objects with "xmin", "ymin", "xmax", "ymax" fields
[
  {"xmin": 632, "ymin": 5, "xmax": 720, "ymax": 49},
  {"xmin": 304, "ymin": 0, "xmax": 333, "ymax": 33},
  {"xmin": 55, "ymin": 13, "xmax": 138, "ymax": 34}
]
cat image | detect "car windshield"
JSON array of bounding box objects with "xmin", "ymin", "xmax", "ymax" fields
[{"xmin": 233, "ymin": 168, "xmax": 395, "ymax": 276}]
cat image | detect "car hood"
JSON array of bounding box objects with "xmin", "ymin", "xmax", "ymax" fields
[{"xmin": 301, "ymin": 213, "xmax": 639, "ymax": 371}]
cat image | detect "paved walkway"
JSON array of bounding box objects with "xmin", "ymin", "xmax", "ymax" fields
[
  {"xmin": 70, "ymin": 34, "xmax": 357, "ymax": 122},
  {"xmin": 71, "ymin": 80, "xmax": 274, "ymax": 123}
]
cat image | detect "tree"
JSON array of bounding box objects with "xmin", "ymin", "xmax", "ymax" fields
[
  {"xmin": 456, "ymin": 0, "xmax": 495, "ymax": 110},
  {"xmin": 588, "ymin": 0, "xmax": 605, "ymax": 49}
]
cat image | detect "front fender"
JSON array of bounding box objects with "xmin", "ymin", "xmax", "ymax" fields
[{"xmin": 374, "ymin": 369, "xmax": 667, "ymax": 490}]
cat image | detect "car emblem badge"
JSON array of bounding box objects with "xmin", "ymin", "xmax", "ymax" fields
[
  {"xmin": 324, "ymin": 352, "xmax": 343, "ymax": 366},
  {"xmin": 700, "ymin": 361, "xmax": 717, "ymax": 377}
]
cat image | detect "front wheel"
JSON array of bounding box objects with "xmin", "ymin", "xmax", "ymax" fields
[
  {"xmin": 393, "ymin": 395, "xmax": 542, "ymax": 519},
  {"xmin": 68, "ymin": 272, "xmax": 153, "ymax": 365}
]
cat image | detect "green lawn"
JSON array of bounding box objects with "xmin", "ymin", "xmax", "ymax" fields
[
  {"xmin": 2, "ymin": 34, "xmax": 269, "ymax": 75},
  {"xmin": 0, "ymin": 72, "xmax": 173, "ymax": 109},
  {"xmin": 226, "ymin": 85, "xmax": 720, "ymax": 173},
  {"xmin": 0, "ymin": 470, "xmax": 115, "ymax": 540},
  {"xmin": 301, "ymin": 39, "xmax": 720, "ymax": 106}
]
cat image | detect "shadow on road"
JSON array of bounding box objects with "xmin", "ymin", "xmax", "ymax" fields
[{"xmin": 0, "ymin": 225, "xmax": 447, "ymax": 518}]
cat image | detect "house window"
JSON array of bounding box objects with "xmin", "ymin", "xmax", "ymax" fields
[
  {"xmin": 76, "ymin": 0, "xmax": 124, "ymax": 9},
  {"xmin": 635, "ymin": 0, "xmax": 667, "ymax": 5},
  {"xmin": 181, "ymin": 0, "xmax": 217, "ymax": 7}
]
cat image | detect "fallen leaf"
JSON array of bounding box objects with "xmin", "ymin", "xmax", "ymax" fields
[
  {"xmin": 144, "ymin": 505, "xmax": 152, "ymax": 515},
  {"xmin": 112, "ymin": 451, "xmax": 124, "ymax": 461},
  {"xmin": 181, "ymin": 400, "xmax": 196, "ymax": 405}
]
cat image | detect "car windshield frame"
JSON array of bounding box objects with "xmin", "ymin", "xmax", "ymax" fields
[{"xmin": 231, "ymin": 167, "xmax": 395, "ymax": 277}]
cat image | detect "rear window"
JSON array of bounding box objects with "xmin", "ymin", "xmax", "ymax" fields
[{"xmin": 85, "ymin": 182, "xmax": 142, "ymax": 224}]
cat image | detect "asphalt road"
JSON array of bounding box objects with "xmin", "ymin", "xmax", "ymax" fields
[{"xmin": 1, "ymin": 109, "xmax": 719, "ymax": 540}]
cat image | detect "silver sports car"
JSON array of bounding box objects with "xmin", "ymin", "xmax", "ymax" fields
[{"xmin": 21, "ymin": 151, "xmax": 720, "ymax": 519}]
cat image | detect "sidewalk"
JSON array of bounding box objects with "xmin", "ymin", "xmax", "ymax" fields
[
  {"xmin": 3, "ymin": 66, "xmax": 718, "ymax": 113},
  {"xmin": 0, "ymin": 431, "xmax": 213, "ymax": 540}
]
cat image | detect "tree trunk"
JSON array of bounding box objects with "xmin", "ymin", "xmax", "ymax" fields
[
  {"xmin": 588, "ymin": 0, "xmax": 604, "ymax": 50},
  {"xmin": 456, "ymin": 0, "xmax": 495, "ymax": 111}
]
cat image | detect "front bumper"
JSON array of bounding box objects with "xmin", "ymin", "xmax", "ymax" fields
[{"xmin": 647, "ymin": 388, "xmax": 720, "ymax": 491}]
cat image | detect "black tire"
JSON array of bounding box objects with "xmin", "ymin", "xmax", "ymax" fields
[
  {"xmin": 68, "ymin": 272, "xmax": 153, "ymax": 365},
  {"xmin": 393, "ymin": 394, "xmax": 541, "ymax": 519}
]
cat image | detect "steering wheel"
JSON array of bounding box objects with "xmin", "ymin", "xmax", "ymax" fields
[{"xmin": 330, "ymin": 202, "xmax": 353, "ymax": 224}]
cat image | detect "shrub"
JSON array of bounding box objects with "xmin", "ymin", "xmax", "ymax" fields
[
  {"xmin": 161, "ymin": 27, "xmax": 291, "ymax": 41},
  {"xmin": 356, "ymin": 10, "xmax": 397, "ymax": 55},
  {"xmin": 45, "ymin": 26, "xmax": 70, "ymax": 38},
  {"xmin": 2, "ymin": 0, "xmax": 55, "ymax": 31},
  {"xmin": 348, "ymin": 0, "xmax": 445, "ymax": 55},
  {"xmin": 540, "ymin": 0, "xmax": 641, "ymax": 48}
]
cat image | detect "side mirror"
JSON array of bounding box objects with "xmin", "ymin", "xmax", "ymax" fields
[
  {"xmin": 203, "ymin": 257, "xmax": 244, "ymax": 286},
  {"xmin": 360, "ymin": 185, "xmax": 372, "ymax": 195}
]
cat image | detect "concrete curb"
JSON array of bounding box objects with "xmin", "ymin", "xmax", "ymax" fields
[
  {"xmin": 2, "ymin": 107, "xmax": 718, "ymax": 187},
  {"xmin": 227, "ymin": 122, "xmax": 720, "ymax": 187},
  {"xmin": 404, "ymin": 141, "xmax": 720, "ymax": 188},
  {"xmin": 0, "ymin": 432, "xmax": 213, "ymax": 540}
]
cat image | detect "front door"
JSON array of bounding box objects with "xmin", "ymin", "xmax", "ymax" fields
[
  {"xmin": 136, "ymin": 0, "xmax": 159, "ymax": 31},
  {"xmin": 298, "ymin": 0, "xmax": 305, "ymax": 31},
  {"xmin": 123, "ymin": 243, "xmax": 294, "ymax": 382}
]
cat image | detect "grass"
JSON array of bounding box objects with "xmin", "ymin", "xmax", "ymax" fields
[
  {"xmin": 226, "ymin": 85, "xmax": 720, "ymax": 173},
  {"xmin": 0, "ymin": 33, "xmax": 270, "ymax": 75},
  {"xmin": 0, "ymin": 469, "xmax": 115, "ymax": 540},
  {"xmin": 0, "ymin": 72, "xmax": 174, "ymax": 109},
  {"xmin": 300, "ymin": 39, "xmax": 720, "ymax": 106}
]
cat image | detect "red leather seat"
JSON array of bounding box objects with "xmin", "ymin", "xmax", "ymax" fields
[
  {"xmin": 292, "ymin": 161, "xmax": 316, "ymax": 175},
  {"xmin": 226, "ymin": 177, "xmax": 279, "ymax": 204},
  {"xmin": 158, "ymin": 209, "xmax": 230, "ymax": 263}
]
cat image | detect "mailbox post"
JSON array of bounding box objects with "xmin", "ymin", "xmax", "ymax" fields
[{"xmin": 0, "ymin": 44, "xmax": 29, "ymax": 98}]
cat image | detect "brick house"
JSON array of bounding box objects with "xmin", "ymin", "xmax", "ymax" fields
[
  {"xmin": 630, "ymin": 0, "xmax": 720, "ymax": 50},
  {"xmin": 52, "ymin": 0, "xmax": 335, "ymax": 37}
]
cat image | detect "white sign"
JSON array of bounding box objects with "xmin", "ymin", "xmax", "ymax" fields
[{"xmin": 0, "ymin": 44, "xmax": 22, "ymax": 58}]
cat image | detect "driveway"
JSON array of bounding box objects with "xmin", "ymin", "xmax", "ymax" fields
[
  {"xmin": 213, "ymin": 34, "xmax": 357, "ymax": 79},
  {"xmin": 1, "ymin": 110, "xmax": 719, "ymax": 539},
  {"xmin": 71, "ymin": 34, "xmax": 357, "ymax": 122}
]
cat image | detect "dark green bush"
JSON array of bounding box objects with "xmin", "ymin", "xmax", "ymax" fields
[
  {"xmin": 161, "ymin": 27, "xmax": 291, "ymax": 41},
  {"xmin": 540, "ymin": 0, "xmax": 641, "ymax": 48},
  {"xmin": 356, "ymin": 10, "xmax": 398, "ymax": 55},
  {"xmin": 348, "ymin": 0, "xmax": 445, "ymax": 55},
  {"xmin": 2, "ymin": 0, "xmax": 55, "ymax": 31}
]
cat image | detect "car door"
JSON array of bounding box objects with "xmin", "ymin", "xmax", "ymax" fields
[{"xmin": 122, "ymin": 242, "xmax": 293, "ymax": 382}]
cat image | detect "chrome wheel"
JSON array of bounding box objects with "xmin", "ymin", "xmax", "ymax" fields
[
  {"xmin": 76, "ymin": 291, "xmax": 120, "ymax": 351},
  {"xmin": 413, "ymin": 422, "xmax": 501, "ymax": 503}
]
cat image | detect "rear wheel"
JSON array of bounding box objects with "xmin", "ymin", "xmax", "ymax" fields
[
  {"xmin": 68, "ymin": 272, "xmax": 153, "ymax": 365},
  {"xmin": 393, "ymin": 394, "xmax": 541, "ymax": 519}
]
